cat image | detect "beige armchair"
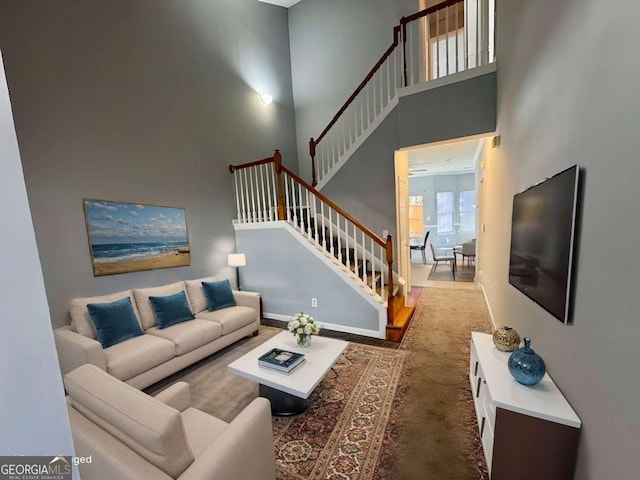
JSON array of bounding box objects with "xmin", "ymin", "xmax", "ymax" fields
[{"xmin": 64, "ymin": 364, "xmax": 275, "ymax": 480}]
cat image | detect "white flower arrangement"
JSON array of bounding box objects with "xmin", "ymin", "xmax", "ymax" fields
[{"xmin": 288, "ymin": 313, "xmax": 320, "ymax": 347}]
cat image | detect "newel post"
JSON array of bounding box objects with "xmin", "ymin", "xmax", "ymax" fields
[
  {"xmin": 273, "ymin": 149, "xmax": 286, "ymax": 220},
  {"xmin": 309, "ymin": 137, "xmax": 317, "ymax": 187},
  {"xmin": 385, "ymin": 234, "xmax": 394, "ymax": 325}
]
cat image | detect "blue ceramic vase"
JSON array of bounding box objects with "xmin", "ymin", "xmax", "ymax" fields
[{"xmin": 508, "ymin": 337, "xmax": 546, "ymax": 386}]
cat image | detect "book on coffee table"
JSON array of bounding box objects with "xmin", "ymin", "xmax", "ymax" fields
[{"xmin": 258, "ymin": 348, "xmax": 305, "ymax": 373}]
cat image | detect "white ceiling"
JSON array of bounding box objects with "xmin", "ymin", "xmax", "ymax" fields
[
  {"xmin": 257, "ymin": 0, "xmax": 302, "ymax": 7},
  {"xmin": 408, "ymin": 139, "xmax": 482, "ymax": 177}
]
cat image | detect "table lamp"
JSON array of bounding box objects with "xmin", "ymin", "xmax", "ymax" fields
[{"xmin": 228, "ymin": 253, "xmax": 246, "ymax": 290}]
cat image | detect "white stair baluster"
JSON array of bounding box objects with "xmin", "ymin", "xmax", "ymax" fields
[
  {"xmin": 291, "ymin": 176, "xmax": 298, "ymax": 226},
  {"xmin": 258, "ymin": 163, "xmax": 266, "ymax": 221},
  {"xmin": 298, "ymin": 182, "xmax": 304, "ymax": 232},
  {"xmin": 362, "ymin": 231, "xmax": 367, "ymax": 284},
  {"xmin": 284, "ymin": 172, "xmax": 291, "ymax": 222},
  {"xmin": 328, "ymin": 206, "xmax": 334, "ymax": 255},
  {"xmin": 250, "ymin": 168, "xmax": 258, "ymax": 222},
  {"xmin": 344, "ymin": 217, "xmax": 350, "ymax": 270},
  {"xmin": 306, "ymin": 189, "xmax": 312, "ymax": 240},
  {"xmin": 265, "ymin": 163, "xmax": 273, "ymax": 221},
  {"xmin": 233, "ymin": 171, "xmax": 241, "ymax": 223},
  {"xmin": 436, "ymin": 9, "xmax": 440, "ymax": 78},
  {"xmin": 270, "ymin": 163, "xmax": 277, "ymax": 220},
  {"xmin": 455, "ymin": 2, "xmax": 460, "ymax": 73},
  {"xmin": 371, "ymin": 237, "xmax": 375, "ymax": 292},
  {"xmin": 241, "ymin": 169, "xmax": 249, "ymax": 222},
  {"xmin": 336, "ymin": 213, "xmax": 342, "ymax": 263},
  {"xmin": 312, "ymin": 193, "xmax": 319, "ymax": 244},
  {"xmin": 446, "ymin": 6, "xmax": 450, "ymax": 76},
  {"xmin": 380, "ymin": 244, "xmax": 385, "ymax": 300},
  {"xmin": 464, "ymin": 2, "xmax": 469, "ymax": 70},
  {"xmin": 320, "ymin": 202, "xmax": 326, "ymax": 250},
  {"xmin": 352, "ymin": 224, "xmax": 358, "ymax": 279}
]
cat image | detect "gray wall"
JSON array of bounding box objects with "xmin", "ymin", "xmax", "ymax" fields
[
  {"xmin": 320, "ymin": 108, "xmax": 399, "ymax": 245},
  {"xmin": 398, "ymin": 71, "xmax": 497, "ymax": 148},
  {"xmin": 235, "ymin": 225, "xmax": 381, "ymax": 333},
  {"xmin": 319, "ymin": 72, "xmax": 495, "ymax": 254},
  {"xmin": 0, "ymin": 51, "xmax": 76, "ymax": 460},
  {"xmin": 480, "ymin": 0, "xmax": 640, "ymax": 478},
  {"xmin": 0, "ymin": 0, "xmax": 298, "ymax": 329},
  {"xmin": 289, "ymin": 0, "xmax": 416, "ymax": 182}
]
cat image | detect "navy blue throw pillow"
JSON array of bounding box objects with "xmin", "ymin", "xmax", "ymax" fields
[
  {"xmin": 87, "ymin": 296, "xmax": 144, "ymax": 348},
  {"xmin": 202, "ymin": 279, "xmax": 236, "ymax": 311},
  {"xmin": 149, "ymin": 291, "xmax": 195, "ymax": 329}
]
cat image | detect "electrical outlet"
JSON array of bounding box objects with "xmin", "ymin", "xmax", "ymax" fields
[
  {"xmin": 382, "ymin": 230, "xmax": 388, "ymax": 238},
  {"xmin": 311, "ymin": 298, "xmax": 318, "ymax": 307}
]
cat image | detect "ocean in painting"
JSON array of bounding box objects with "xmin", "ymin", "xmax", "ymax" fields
[{"xmin": 92, "ymin": 241, "xmax": 190, "ymax": 264}]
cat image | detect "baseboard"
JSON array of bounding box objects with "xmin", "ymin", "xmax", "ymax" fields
[
  {"xmin": 263, "ymin": 312, "xmax": 386, "ymax": 340},
  {"xmin": 480, "ymin": 283, "xmax": 497, "ymax": 331}
]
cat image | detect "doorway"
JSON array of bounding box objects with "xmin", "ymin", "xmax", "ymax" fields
[{"xmin": 395, "ymin": 135, "xmax": 490, "ymax": 288}]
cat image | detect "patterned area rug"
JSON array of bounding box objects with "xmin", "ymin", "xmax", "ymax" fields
[{"xmin": 274, "ymin": 343, "xmax": 406, "ymax": 480}]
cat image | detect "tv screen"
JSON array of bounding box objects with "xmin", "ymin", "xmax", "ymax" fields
[{"xmin": 508, "ymin": 165, "xmax": 579, "ymax": 323}]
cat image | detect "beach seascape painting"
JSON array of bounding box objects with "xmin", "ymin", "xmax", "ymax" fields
[{"xmin": 84, "ymin": 199, "xmax": 191, "ymax": 276}]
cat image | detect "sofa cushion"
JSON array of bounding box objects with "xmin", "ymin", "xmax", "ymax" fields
[
  {"xmin": 70, "ymin": 290, "xmax": 142, "ymax": 340},
  {"xmin": 64, "ymin": 364, "xmax": 194, "ymax": 478},
  {"xmin": 87, "ymin": 297, "xmax": 144, "ymax": 348},
  {"xmin": 104, "ymin": 335, "xmax": 176, "ymax": 381},
  {"xmin": 149, "ymin": 291, "xmax": 195, "ymax": 329},
  {"xmin": 146, "ymin": 319, "xmax": 223, "ymax": 356},
  {"xmin": 184, "ymin": 276, "xmax": 223, "ymax": 315},
  {"xmin": 195, "ymin": 306, "xmax": 256, "ymax": 335},
  {"xmin": 202, "ymin": 279, "xmax": 236, "ymax": 311},
  {"xmin": 133, "ymin": 282, "xmax": 190, "ymax": 330}
]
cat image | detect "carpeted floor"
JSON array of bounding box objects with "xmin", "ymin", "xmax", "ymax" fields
[
  {"xmin": 374, "ymin": 287, "xmax": 492, "ymax": 479},
  {"xmin": 146, "ymin": 287, "xmax": 493, "ymax": 479}
]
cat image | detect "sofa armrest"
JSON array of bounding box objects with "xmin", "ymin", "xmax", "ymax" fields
[
  {"xmin": 54, "ymin": 326, "xmax": 107, "ymax": 377},
  {"xmin": 178, "ymin": 398, "xmax": 275, "ymax": 480},
  {"xmin": 154, "ymin": 382, "xmax": 191, "ymax": 412},
  {"xmin": 232, "ymin": 290, "xmax": 261, "ymax": 321}
]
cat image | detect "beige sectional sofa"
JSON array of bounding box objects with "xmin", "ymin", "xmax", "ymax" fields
[
  {"xmin": 65, "ymin": 364, "xmax": 275, "ymax": 480},
  {"xmin": 54, "ymin": 276, "xmax": 261, "ymax": 389}
]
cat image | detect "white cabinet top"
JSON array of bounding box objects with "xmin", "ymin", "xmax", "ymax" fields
[{"xmin": 472, "ymin": 332, "xmax": 581, "ymax": 428}]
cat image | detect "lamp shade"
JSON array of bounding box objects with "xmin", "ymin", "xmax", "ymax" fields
[{"xmin": 228, "ymin": 253, "xmax": 246, "ymax": 267}]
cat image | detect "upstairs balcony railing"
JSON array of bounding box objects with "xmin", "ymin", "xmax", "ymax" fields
[
  {"xmin": 309, "ymin": 0, "xmax": 495, "ymax": 187},
  {"xmin": 229, "ymin": 151, "xmax": 395, "ymax": 323}
]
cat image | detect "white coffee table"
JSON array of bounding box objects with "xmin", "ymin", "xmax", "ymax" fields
[{"xmin": 227, "ymin": 331, "xmax": 348, "ymax": 415}]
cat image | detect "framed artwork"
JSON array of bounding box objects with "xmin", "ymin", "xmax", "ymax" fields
[{"xmin": 83, "ymin": 199, "xmax": 191, "ymax": 276}]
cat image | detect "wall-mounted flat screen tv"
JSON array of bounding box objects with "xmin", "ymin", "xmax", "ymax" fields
[{"xmin": 508, "ymin": 165, "xmax": 580, "ymax": 324}]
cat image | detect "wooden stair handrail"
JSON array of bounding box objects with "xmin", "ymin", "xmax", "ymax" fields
[
  {"xmin": 229, "ymin": 151, "xmax": 395, "ymax": 312},
  {"xmin": 309, "ymin": 0, "xmax": 464, "ymax": 184},
  {"xmin": 283, "ymin": 164, "xmax": 396, "ymax": 312},
  {"xmin": 280, "ymin": 164, "xmax": 386, "ymax": 248},
  {"xmin": 228, "ymin": 152, "xmax": 277, "ymax": 173},
  {"xmin": 313, "ymin": 26, "xmax": 401, "ymax": 147}
]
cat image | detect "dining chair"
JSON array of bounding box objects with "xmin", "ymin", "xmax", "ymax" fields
[
  {"xmin": 429, "ymin": 242, "xmax": 456, "ymax": 279},
  {"xmin": 410, "ymin": 231, "xmax": 430, "ymax": 264},
  {"xmin": 455, "ymin": 239, "xmax": 476, "ymax": 268}
]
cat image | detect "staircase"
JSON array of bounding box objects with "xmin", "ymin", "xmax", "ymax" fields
[
  {"xmin": 229, "ymin": 151, "xmax": 412, "ymax": 341},
  {"xmin": 309, "ymin": 0, "xmax": 495, "ymax": 190}
]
